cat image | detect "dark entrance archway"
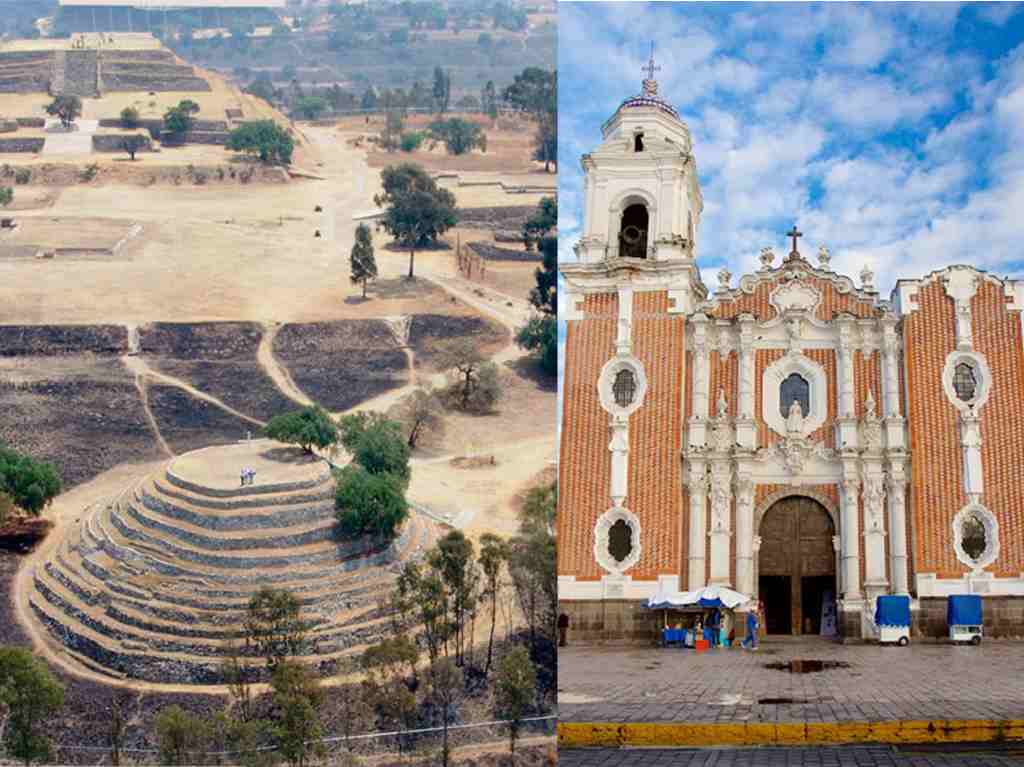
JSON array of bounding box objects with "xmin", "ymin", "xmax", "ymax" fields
[
  {"xmin": 758, "ymin": 496, "xmax": 836, "ymax": 636},
  {"xmin": 619, "ymin": 204, "xmax": 649, "ymax": 259}
]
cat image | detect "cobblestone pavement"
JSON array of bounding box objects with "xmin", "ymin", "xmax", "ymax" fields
[
  {"xmin": 558, "ymin": 745, "xmax": 1024, "ymax": 766},
  {"xmin": 559, "ymin": 639, "xmax": 1024, "ymax": 723}
]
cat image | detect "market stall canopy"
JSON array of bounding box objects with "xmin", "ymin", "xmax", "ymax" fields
[{"xmin": 646, "ymin": 585, "xmax": 751, "ymax": 610}]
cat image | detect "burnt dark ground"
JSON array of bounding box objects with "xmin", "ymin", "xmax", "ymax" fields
[
  {"xmin": 469, "ymin": 240, "xmax": 544, "ymax": 262},
  {"xmin": 139, "ymin": 322, "xmax": 294, "ymax": 421},
  {"xmin": 408, "ymin": 314, "xmax": 510, "ymax": 372},
  {"xmin": 456, "ymin": 206, "xmax": 536, "ymax": 232},
  {"xmin": 0, "ymin": 324, "xmax": 128, "ymax": 357},
  {"xmin": 273, "ymin": 321, "xmax": 409, "ymax": 411},
  {"xmin": 0, "ymin": 357, "xmax": 164, "ymax": 488},
  {"xmin": 147, "ymin": 384, "xmax": 255, "ymax": 454}
]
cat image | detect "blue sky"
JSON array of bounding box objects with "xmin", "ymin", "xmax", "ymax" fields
[{"xmin": 558, "ymin": 2, "xmax": 1024, "ymax": 296}]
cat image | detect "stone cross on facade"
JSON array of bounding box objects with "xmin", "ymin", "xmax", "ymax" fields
[{"xmin": 787, "ymin": 225, "xmax": 803, "ymax": 257}]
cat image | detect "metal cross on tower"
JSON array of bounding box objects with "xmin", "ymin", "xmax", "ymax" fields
[
  {"xmin": 787, "ymin": 225, "xmax": 803, "ymax": 256},
  {"xmin": 643, "ymin": 42, "xmax": 661, "ymax": 82}
]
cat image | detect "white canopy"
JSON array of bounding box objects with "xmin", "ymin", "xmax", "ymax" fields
[{"xmin": 646, "ymin": 585, "xmax": 751, "ymax": 610}]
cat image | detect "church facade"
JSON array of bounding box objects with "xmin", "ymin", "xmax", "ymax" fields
[{"xmin": 558, "ymin": 66, "xmax": 1024, "ymax": 641}]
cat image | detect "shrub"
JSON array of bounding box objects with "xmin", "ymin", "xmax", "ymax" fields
[
  {"xmin": 0, "ymin": 446, "xmax": 62, "ymax": 515},
  {"xmin": 14, "ymin": 169, "xmax": 30, "ymax": 185},
  {"xmin": 119, "ymin": 106, "xmax": 140, "ymax": 128},
  {"xmin": 399, "ymin": 131, "xmax": 424, "ymax": 152},
  {"xmin": 334, "ymin": 465, "xmax": 408, "ymax": 540},
  {"xmin": 0, "ymin": 187, "xmax": 11, "ymax": 207}
]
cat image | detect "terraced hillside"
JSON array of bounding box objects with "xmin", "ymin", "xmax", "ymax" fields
[{"xmin": 27, "ymin": 440, "xmax": 438, "ymax": 685}]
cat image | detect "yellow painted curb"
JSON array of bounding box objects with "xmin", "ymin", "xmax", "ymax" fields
[{"xmin": 558, "ymin": 719, "xmax": 1024, "ymax": 748}]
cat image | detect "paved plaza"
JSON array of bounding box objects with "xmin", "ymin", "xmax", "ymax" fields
[
  {"xmin": 559, "ymin": 745, "xmax": 1024, "ymax": 766},
  {"xmin": 560, "ymin": 639, "xmax": 1024, "ymax": 725}
]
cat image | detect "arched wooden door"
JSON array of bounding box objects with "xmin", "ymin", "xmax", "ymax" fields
[{"xmin": 758, "ymin": 497, "xmax": 836, "ymax": 635}]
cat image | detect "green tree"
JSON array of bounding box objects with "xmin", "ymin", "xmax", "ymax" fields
[
  {"xmin": 164, "ymin": 99, "xmax": 200, "ymax": 136},
  {"xmin": 432, "ymin": 66, "xmax": 451, "ymax": 114},
  {"xmin": 0, "ymin": 446, "xmax": 62, "ymax": 515},
  {"xmin": 0, "ymin": 187, "xmax": 12, "ymax": 207},
  {"xmin": 533, "ymin": 112, "xmax": 557, "ymax": 172},
  {"xmin": 123, "ymin": 134, "xmax": 147, "ymax": 161},
  {"xmin": 271, "ymin": 660, "xmax": 325, "ymax": 767},
  {"xmin": 263, "ymin": 406, "xmax": 338, "ymax": 454},
  {"xmin": 523, "ymin": 197, "xmax": 557, "ymax": 252},
  {"xmin": 373, "ymin": 163, "xmax": 457, "ymax": 278},
  {"xmin": 361, "ymin": 635, "xmax": 418, "ymax": 687},
  {"xmin": 244, "ymin": 587, "xmax": 310, "ymax": 671},
  {"xmin": 481, "ymin": 80, "xmax": 498, "ymax": 121},
  {"xmin": 119, "ymin": 106, "xmax": 140, "ymax": 128},
  {"xmin": 155, "ymin": 706, "xmax": 208, "ymax": 766},
  {"xmin": 515, "ymin": 316, "xmax": 556, "ymax": 377},
  {"xmin": 360, "ymin": 86, "xmax": 378, "ymax": 111},
  {"xmin": 503, "ymin": 68, "xmax": 556, "ymax": 171},
  {"xmin": 508, "ymin": 525, "xmax": 556, "ymax": 656},
  {"xmin": 427, "ymin": 117, "xmax": 487, "ymax": 155},
  {"xmin": 435, "ymin": 338, "xmax": 503, "ymax": 412},
  {"xmin": 350, "ymin": 222, "xmax": 378, "ymax": 299},
  {"xmin": 245, "ymin": 78, "xmax": 277, "ymax": 104},
  {"xmin": 226, "ymin": 121, "xmax": 295, "ymax": 165},
  {"xmin": 381, "ymin": 108, "xmax": 404, "ymax": 152},
  {"xmin": 520, "ymin": 482, "xmax": 556, "ymax": 538},
  {"xmin": 0, "ymin": 647, "xmax": 64, "ymax": 766},
  {"xmin": 338, "ymin": 412, "xmax": 411, "ymax": 484},
  {"xmin": 392, "ymin": 387, "xmax": 443, "ymax": 448},
  {"xmin": 44, "ymin": 95, "xmax": 81, "ymax": 129},
  {"xmin": 293, "ymin": 95, "xmax": 328, "ymax": 120},
  {"xmin": 494, "ymin": 647, "xmax": 536, "ymax": 760},
  {"xmin": 334, "ymin": 684, "xmax": 373, "ymax": 754},
  {"xmin": 429, "ymin": 657, "xmax": 464, "ymax": 767},
  {"xmin": 478, "ymin": 533, "xmax": 507, "ymax": 676},
  {"xmin": 516, "ymin": 235, "xmax": 557, "ymax": 375},
  {"xmin": 334, "ymin": 465, "xmax": 408, "ymax": 539},
  {"xmin": 428, "ymin": 530, "xmax": 479, "ymax": 666}
]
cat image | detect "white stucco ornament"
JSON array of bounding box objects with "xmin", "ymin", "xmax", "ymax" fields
[{"xmin": 770, "ymin": 280, "xmax": 822, "ymax": 316}]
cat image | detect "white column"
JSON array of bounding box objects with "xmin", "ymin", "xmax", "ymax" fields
[
  {"xmin": 886, "ymin": 462, "xmax": 909, "ymax": 595},
  {"xmin": 688, "ymin": 314, "xmax": 710, "ymax": 446},
  {"xmin": 708, "ymin": 460, "xmax": 732, "ymax": 586},
  {"xmin": 734, "ymin": 475, "xmax": 755, "ymax": 596},
  {"xmin": 835, "ymin": 318, "xmax": 860, "ymax": 451},
  {"xmin": 837, "ymin": 319, "xmax": 856, "ymax": 418},
  {"xmin": 881, "ymin": 319, "xmax": 906, "ymax": 450},
  {"xmin": 840, "ymin": 477, "xmax": 862, "ymax": 600},
  {"xmin": 961, "ymin": 413, "xmax": 984, "ymax": 502},
  {"xmin": 736, "ymin": 315, "xmax": 756, "ymax": 450},
  {"xmin": 861, "ymin": 469, "xmax": 888, "ymax": 599},
  {"xmin": 687, "ymin": 460, "xmax": 707, "ymax": 590},
  {"xmin": 608, "ymin": 417, "xmax": 628, "ymax": 508}
]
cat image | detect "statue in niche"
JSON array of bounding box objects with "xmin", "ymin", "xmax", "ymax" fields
[{"xmin": 786, "ymin": 399, "xmax": 804, "ymax": 435}]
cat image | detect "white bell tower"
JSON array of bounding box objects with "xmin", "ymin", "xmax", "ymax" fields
[{"xmin": 574, "ymin": 48, "xmax": 704, "ymax": 267}]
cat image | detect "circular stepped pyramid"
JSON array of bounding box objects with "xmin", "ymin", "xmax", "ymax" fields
[{"xmin": 27, "ymin": 440, "xmax": 437, "ymax": 685}]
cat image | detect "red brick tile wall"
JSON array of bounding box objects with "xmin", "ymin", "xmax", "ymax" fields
[
  {"xmin": 628, "ymin": 291, "xmax": 686, "ymax": 579},
  {"xmin": 558, "ymin": 292, "xmax": 618, "ymax": 579}
]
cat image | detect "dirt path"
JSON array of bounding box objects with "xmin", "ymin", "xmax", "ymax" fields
[
  {"xmin": 132, "ymin": 371, "xmax": 174, "ymax": 458},
  {"xmin": 121, "ymin": 355, "xmax": 266, "ymax": 427},
  {"xmin": 256, "ymin": 322, "xmax": 315, "ymax": 408}
]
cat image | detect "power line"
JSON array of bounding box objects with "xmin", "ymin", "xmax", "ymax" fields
[{"xmin": 56, "ymin": 714, "xmax": 557, "ymax": 756}]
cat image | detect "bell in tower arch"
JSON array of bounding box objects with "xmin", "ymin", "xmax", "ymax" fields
[{"xmin": 619, "ymin": 203, "xmax": 649, "ymax": 259}]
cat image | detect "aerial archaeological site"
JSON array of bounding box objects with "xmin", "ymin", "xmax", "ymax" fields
[{"xmin": 0, "ymin": 0, "xmax": 556, "ymax": 762}]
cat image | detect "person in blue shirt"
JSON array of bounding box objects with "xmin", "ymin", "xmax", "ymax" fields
[{"xmin": 741, "ymin": 605, "xmax": 759, "ymax": 650}]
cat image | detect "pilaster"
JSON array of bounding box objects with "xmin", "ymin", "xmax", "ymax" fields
[
  {"xmin": 840, "ymin": 474, "xmax": 862, "ymax": 600},
  {"xmin": 687, "ymin": 459, "xmax": 708, "ymax": 590},
  {"xmin": 708, "ymin": 459, "xmax": 732, "ymax": 586}
]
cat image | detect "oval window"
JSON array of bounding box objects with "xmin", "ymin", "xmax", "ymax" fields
[
  {"xmin": 613, "ymin": 369, "xmax": 637, "ymax": 408},
  {"xmin": 961, "ymin": 513, "xmax": 987, "ymax": 562},
  {"xmin": 608, "ymin": 518, "xmax": 633, "ymax": 563},
  {"xmin": 953, "ymin": 362, "xmax": 977, "ymax": 403}
]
